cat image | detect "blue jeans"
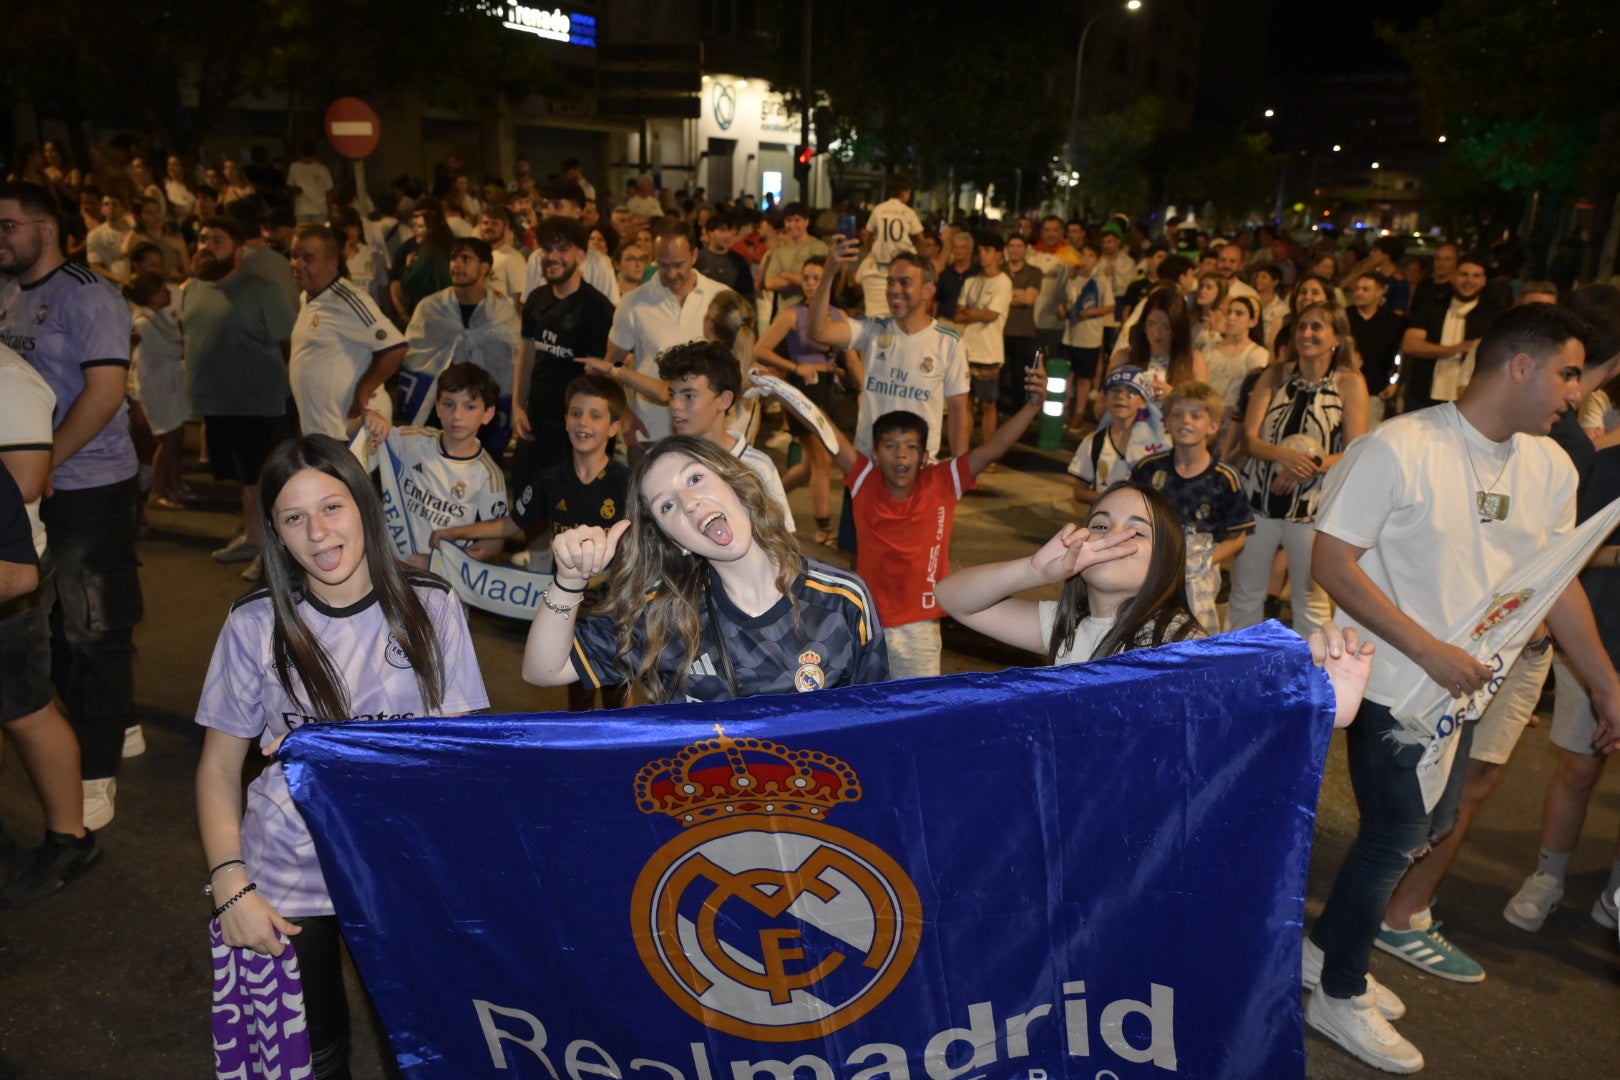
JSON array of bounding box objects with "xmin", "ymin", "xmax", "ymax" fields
[
  {"xmin": 1309, "ymin": 700, "xmax": 1473, "ymax": 998},
  {"xmin": 40, "ymin": 478, "xmax": 143, "ymax": 779}
]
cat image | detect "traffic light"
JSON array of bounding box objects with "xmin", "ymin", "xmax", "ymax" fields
[{"xmin": 794, "ymin": 144, "xmax": 814, "ymax": 182}]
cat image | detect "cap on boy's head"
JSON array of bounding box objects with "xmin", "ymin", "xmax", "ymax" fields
[
  {"xmin": 1104, "ymin": 365, "xmax": 1153, "ymax": 403},
  {"xmin": 1100, "ymin": 222, "xmax": 1126, "ymax": 240}
]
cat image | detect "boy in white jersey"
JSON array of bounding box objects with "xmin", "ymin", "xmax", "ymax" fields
[{"xmin": 360, "ymin": 362, "xmax": 508, "ymax": 568}]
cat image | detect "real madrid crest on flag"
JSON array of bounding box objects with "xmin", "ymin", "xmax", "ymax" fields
[
  {"xmin": 630, "ymin": 732, "xmax": 922, "ymax": 1040},
  {"xmin": 282, "ymin": 624, "xmax": 1341, "ymax": 1079}
]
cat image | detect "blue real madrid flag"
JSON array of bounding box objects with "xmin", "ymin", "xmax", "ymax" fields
[{"xmin": 282, "ymin": 623, "xmax": 1334, "ymax": 1079}]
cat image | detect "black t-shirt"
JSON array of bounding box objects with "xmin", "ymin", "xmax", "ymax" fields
[
  {"xmin": 519, "ymin": 282, "xmax": 615, "ymax": 426},
  {"xmin": 936, "ymin": 264, "xmax": 978, "ymax": 319},
  {"xmin": 694, "ymin": 248, "xmax": 755, "ymax": 299},
  {"xmin": 511, "ymin": 458, "xmax": 630, "ymax": 533},
  {"xmin": 1348, "ymin": 307, "xmax": 1405, "ymax": 388}
]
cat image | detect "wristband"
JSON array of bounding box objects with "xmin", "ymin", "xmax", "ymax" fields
[{"xmin": 550, "ymin": 579, "xmax": 587, "ymax": 594}]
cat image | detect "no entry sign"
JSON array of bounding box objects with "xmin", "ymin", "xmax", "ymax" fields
[{"xmin": 325, "ymin": 98, "xmax": 381, "ymax": 160}]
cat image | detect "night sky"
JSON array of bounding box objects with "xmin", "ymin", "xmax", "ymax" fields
[{"xmin": 1264, "ymin": 0, "xmax": 1440, "ymax": 75}]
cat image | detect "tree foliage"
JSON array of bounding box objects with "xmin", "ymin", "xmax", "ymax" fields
[{"xmin": 1390, "ymin": 0, "xmax": 1620, "ymax": 236}]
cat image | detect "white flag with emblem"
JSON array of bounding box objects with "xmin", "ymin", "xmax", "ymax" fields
[{"xmin": 1393, "ymin": 496, "xmax": 1620, "ymax": 810}]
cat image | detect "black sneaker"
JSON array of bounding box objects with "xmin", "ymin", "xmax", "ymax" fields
[{"xmin": 0, "ymin": 830, "xmax": 102, "ymax": 907}]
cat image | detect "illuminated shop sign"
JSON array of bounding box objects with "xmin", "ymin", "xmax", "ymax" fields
[{"xmin": 493, "ymin": 2, "xmax": 597, "ymax": 48}]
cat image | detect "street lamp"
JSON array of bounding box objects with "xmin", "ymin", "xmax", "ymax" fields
[{"xmin": 1062, "ymin": 0, "xmax": 1144, "ymax": 218}]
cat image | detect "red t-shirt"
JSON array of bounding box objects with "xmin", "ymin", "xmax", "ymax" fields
[{"xmin": 846, "ymin": 453, "xmax": 975, "ymax": 628}]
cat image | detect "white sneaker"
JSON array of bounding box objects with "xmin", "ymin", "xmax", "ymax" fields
[
  {"xmin": 1593, "ymin": 886, "xmax": 1619, "ymax": 930},
  {"xmin": 1307, "ymin": 988, "xmax": 1424, "ymax": 1074},
  {"xmin": 1504, "ymin": 871, "xmax": 1564, "ymax": 931},
  {"xmin": 82, "ymin": 778, "xmax": 116, "ymax": 831},
  {"xmin": 1302, "ymin": 938, "xmax": 1405, "ymax": 1020},
  {"xmin": 121, "ymin": 725, "xmax": 146, "ymax": 758}
]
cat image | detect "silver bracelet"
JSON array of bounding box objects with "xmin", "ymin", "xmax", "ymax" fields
[{"xmin": 540, "ymin": 586, "xmax": 582, "ymax": 617}]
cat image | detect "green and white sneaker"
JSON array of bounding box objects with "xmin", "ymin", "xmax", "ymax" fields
[{"xmin": 1374, "ymin": 912, "xmax": 1484, "ymax": 983}]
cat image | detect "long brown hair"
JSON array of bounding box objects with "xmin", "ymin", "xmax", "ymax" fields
[
  {"xmin": 1046, "ymin": 480, "xmax": 1202, "ymax": 662},
  {"xmin": 595, "ymin": 435, "xmax": 804, "ymax": 703},
  {"xmin": 256, "ymin": 435, "xmax": 447, "ymax": 719},
  {"xmin": 1128, "ymin": 286, "xmax": 1197, "ymax": 386}
]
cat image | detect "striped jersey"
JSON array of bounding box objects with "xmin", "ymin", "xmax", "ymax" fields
[
  {"xmin": 290, "ymin": 276, "xmax": 407, "ymax": 438},
  {"xmin": 570, "ymin": 558, "xmax": 888, "ymax": 701}
]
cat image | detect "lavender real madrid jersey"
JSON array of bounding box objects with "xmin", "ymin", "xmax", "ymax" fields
[{"xmin": 196, "ymin": 575, "xmax": 488, "ymax": 916}]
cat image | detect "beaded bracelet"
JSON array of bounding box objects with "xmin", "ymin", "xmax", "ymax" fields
[
  {"xmin": 540, "ymin": 586, "xmax": 582, "ymax": 617},
  {"xmin": 211, "ymin": 881, "xmax": 257, "ymax": 919}
]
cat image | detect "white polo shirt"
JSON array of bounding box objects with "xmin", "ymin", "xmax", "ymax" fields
[
  {"xmin": 607, "ymin": 270, "xmax": 726, "ymax": 441},
  {"xmin": 847, "ymin": 316, "xmax": 970, "ymax": 460},
  {"xmin": 290, "ymin": 278, "xmax": 407, "ymax": 439}
]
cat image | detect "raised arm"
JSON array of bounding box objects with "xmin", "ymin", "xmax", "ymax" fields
[
  {"xmin": 808, "ymin": 238, "xmax": 857, "ymax": 349},
  {"xmin": 966, "ymin": 361, "xmax": 1045, "ymax": 477},
  {"xmin": 935, "ymin": 524, "xmax": 1140, "ymax": 655},
  {"xmin": 522, "ymin": 519, "xmax": 630, "ymax": 686}
]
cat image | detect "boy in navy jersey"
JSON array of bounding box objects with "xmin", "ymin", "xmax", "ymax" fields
[{"xmin": 1131, "ymin": 381, "xmax": 1252, "ymax": 631}]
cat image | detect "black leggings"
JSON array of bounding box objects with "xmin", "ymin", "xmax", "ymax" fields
[{"xmin": 287, "ymin": 915, "xmax": 402, "ymax": 1080}]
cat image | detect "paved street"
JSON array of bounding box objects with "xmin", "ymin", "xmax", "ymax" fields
[{"xmin": 2, "ymin": 436, "xmax": 1617, "ymax": 1079}]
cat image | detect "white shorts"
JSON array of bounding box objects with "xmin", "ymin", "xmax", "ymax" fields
[
  {"xmin": 885, "ymin": 619, "xmax": 941, "ymax": 681},
  {"xmin": 1550, "ymin": 651, "xmax": 1600, "ymax": 756},
  {"xmin": 1469, "ymin": 645, "xmax": 1553, "ymax": 764}
]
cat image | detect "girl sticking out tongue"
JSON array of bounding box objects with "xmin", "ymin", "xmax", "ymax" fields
[{"xmin": 524, "ymin": 435, "xmax": 889, "ymax": 703}]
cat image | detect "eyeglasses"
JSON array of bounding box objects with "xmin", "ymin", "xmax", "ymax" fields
[{"xmin": 0, "ymin": 219, "xmax": 47, "ymax": 235}]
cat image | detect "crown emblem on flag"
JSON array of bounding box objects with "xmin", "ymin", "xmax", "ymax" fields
[{"xmin": 635, "ymin": 730, "xmax": 861, "ymax": 826}]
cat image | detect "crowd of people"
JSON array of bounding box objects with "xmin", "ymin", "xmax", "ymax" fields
[{"xmin": 2, "ymin": 138, "xmax": 1620, "ymax": 1078}]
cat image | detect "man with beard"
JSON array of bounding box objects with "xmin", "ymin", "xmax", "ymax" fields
[
  {"xmin": 524, "ymin": 179, "xmax": 619, "ymax": 305},
  {"xmin": 511, "ymin": 216, "xmax": 615, "ymax": 492},
  {"xmin": 402, "ymin": 237, "xmax": 522, "ymax": 452},
  {"xmin": 478, "ymin": 202, "xmax": 527, "ymax": 307},
  {"xmin": 287, "ymin": 225, "xmax": 406, "ymax": 441},
  {"xmin": 180, "ymin": 216, "xmax": 298, "ymax": 580},
  {"xmin": 1400, "ymin": 253, "xmax": 1504, "ymax": 411}
]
